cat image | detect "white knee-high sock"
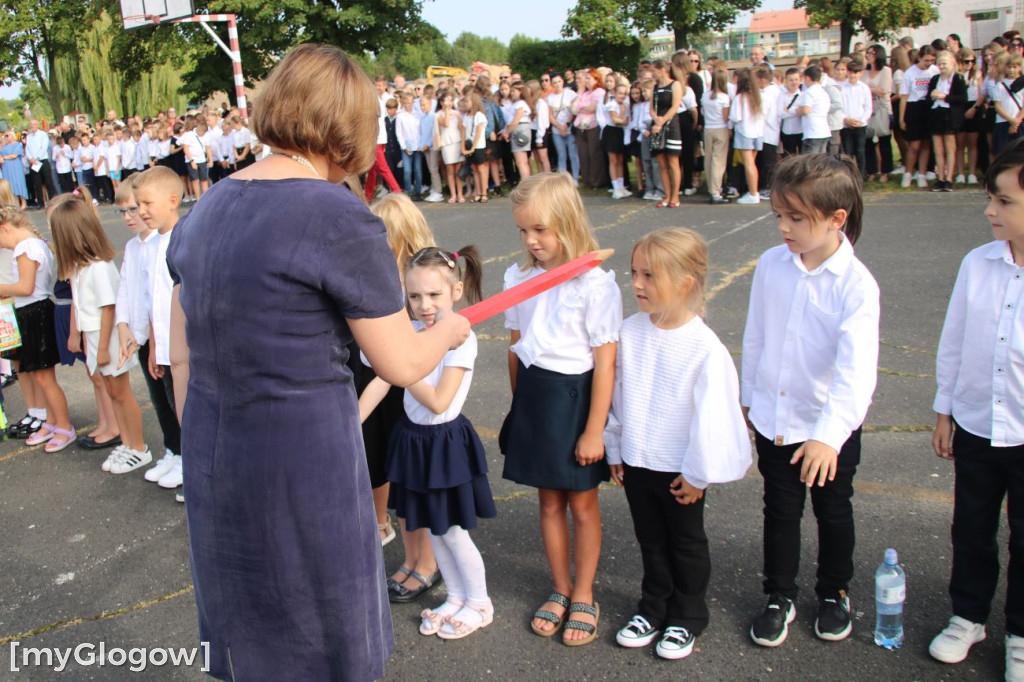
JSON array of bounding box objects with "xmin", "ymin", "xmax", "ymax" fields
[
  {"xmin": 440, "ymin": 525, "xmax": 488, "ymax": 604},
  {"xmin": 429, "ymin": 531, "xmax": 466, "ymax": 604}
]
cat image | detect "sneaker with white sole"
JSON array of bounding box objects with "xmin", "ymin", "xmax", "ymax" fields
[
  {"xmin": 683, "ymin": 187, "xmax": 697, "ymax": 196},
  {"xmin": 655, "ymin": 626, "xmax": 695, "ymax": 659},
  {"xmin": 641, "ymin": 191, "xmax": 656, "ymax": 201},
  {"xmin": 955, "ymin": 174, "xmax": 966, "ymax": 184},
  {"xmin": 893, "ymin": 165, "xmax": 906, "ymax": 175},
  {"xmin": 814, "ymin": 592, "xmax": 852, "ymax": 641},
  {"xmin": 901, "ymin": 174, "xmax": 912, "ymax": 188},
  {"xmin": 612, "ymin": 187, "xmax": 632, "ymax": 200},
  {"xmin": 616, "ymin": 614, "xmax": 660, "ymax": 648},
  {"xmin": 736, "ymin": 193, "xmax": 760, "ymax": 205},
  {"xmin": 929, "ymin": 615, "xmax": 986, "ymax": 663},
  {"xmin": 145, "ymin": 451, "xmax": 178, "ymax": 482},
  {"xmin": 101, "ymin": 445, "xmax": 127, "ymax": 472},
  {"xmin": 175, "ymin": 490, "xmax": 185, "ymax": 503},
  {"xmin": 424, "ymin": 191, "xmax": 444, "ymax": 203},
  {"xmin": 751, "ymin": 592, "xmax": 796, "ymax": 647},
  {"xmin": 157, "ymin": 456, "xmax": 183, "ymax": 488},
  {"xmin": 917, "ymin": 174, "xmax": 928, "ymax": 188},
  {"xmin": 110, "ymin": 447, "xmax": 153, "ymax": 474},
  {"xmin": 1008, "ymin": 635, "xmax": 1024, "ymax": 682},
  {"xmin": 968, "ymin": 174, "xmax": 979, "ymax": 184},
  {"xmin": 926, "ymin": 171, "xmax": 937, "ymax": 180}
]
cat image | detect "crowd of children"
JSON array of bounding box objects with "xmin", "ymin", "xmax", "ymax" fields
[{"xmin": 3, "ymin": 30, "xmax": 1024, "ymax": 680}]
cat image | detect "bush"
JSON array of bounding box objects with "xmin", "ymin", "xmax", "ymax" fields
[{"xmin": 508, "ymin": 37, "xmax": 643, "ymax": 80}]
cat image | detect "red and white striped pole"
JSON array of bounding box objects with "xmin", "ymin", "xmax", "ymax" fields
[{"xmin": 174, "ymin": 14, "xmax": 248, "ymax": 119}]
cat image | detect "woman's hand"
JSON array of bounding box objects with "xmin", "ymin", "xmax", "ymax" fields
[{"xmin": 431, "ymin": 308, "xmax": 471, "ymax": 350}]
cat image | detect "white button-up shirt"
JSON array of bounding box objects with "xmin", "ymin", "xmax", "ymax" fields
[
  {"xmin": 24, "ymin": 130, "xmax": 49, "ymax": 163},
  {"xmin": 741, "ymin": 238, "xmax": 880, "ymax": 451},
  {"xmin": 116, "ymin": 232, "xmax": 158, "ymax": 347},
  {"xmin": 934, "ymin": 241, "xmax": 1024, "ymax": 446},
  {"xmin": 148, "ymin": 229, "xmax": 175, "ymax": 366}
]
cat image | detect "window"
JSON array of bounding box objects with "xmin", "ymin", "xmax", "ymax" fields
[
  {"xmin": 800, "ymin": 29, "xmax": 820, "ymax": 41},
  {"xmin": 969, "ymin": 10, "xmax": 999, "ymax": 20},
  {"xmin": 823, "ymin": 27, "xmax": 840, "ymax": 39},
  {"xmin": 780, "ymin": 31, "xmax": 798, "ymax": 43}
]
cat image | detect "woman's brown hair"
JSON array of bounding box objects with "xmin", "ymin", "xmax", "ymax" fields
[{"xmin": 252, "ymin": 43, "xmax": 378, "ymax": 175}]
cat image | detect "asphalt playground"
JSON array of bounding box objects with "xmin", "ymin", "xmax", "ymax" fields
[{"xmin": 0, "ymin": 182, "xmax": 1006, "ymax": 680}]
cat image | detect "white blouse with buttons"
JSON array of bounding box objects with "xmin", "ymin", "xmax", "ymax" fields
[
  {"xmin": 935, "ymin": 240, "xmax": 1024, "ymax": 446},
  {"xmin": 741, "ymin": 237, "xmax": 880, "ymax": 452}
]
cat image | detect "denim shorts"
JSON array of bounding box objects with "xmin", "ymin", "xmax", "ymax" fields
[{"xmin": 733, "ymin": 131, "xmax": 764, "ymax": 151}]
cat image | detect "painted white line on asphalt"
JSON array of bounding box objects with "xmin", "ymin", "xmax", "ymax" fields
[{"xmin": 707, "ymin": 211, "xmax": 772, "ymax": 245}]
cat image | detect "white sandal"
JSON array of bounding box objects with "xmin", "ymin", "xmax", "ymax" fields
[
  {"xmin": 419, "ymin": 599, "xmax": 465, "ymax": 636},
  {"xmin": 437, "ymin": 600, "xmax": 494, "ymax": 640},
  {"xmin": 379, "ymin": 514, "xmax": 396, "ymax": 547}
]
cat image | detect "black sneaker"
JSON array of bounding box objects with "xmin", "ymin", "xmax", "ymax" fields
[
  {"xmin": 931, "ymin": 180, "xmax": 945, "ymax": 192},
  {"xmin": 942, "ymin": 181, "xmax": 954, "ymax": 192},
  {"xmin": 750, "ymin": 592, "xmax": 796, "ymax": 647},
  {"xmin": 616, "ymin": 613, "xmax": 660, "ymax": 648},
  {"xmin": 815, "ymin": 591, "xmax": 852, "ymax": 641}
]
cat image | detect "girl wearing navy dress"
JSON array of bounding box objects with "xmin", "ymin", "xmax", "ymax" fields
[
  {"xmin": 501, "ymin": 171, "xmax": 622, "ymax": 646},
  {"xmin": 378, "ymin": 245, "xmax": 497, "ymax": 639}
]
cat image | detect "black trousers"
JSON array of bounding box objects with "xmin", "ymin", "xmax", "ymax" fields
[
  {"xmin": 841, "ymin": 127, "xmax": 867, "ymax": 178},
  {"xmin": 138, "ymin": 341, "xmax": 181, "ymax": 454},
  {"xmin": 56, "ymin": 172, "xmax": 74, "ymax": 194},
  {"xmin": 780, "ymin": 133, "xmax": 802, "ymax": 157},
  {"xmin": 949, "ymin": 424, "xmax": 1024, "ymax": 636},
  {"xmin": 756, "ymin": 143, "xmax": 778, "ymax": 191},
  {"xmin": 678, "ymin": 111, "xmax": 697, "ymax": 191},
  {"xmin": 756, "ymin": 428, "xmax": 861, "ymax": 600},
  {"xmin": 28, "ymin": 160, "xmax": 56, "ymax": 206},
  {"xmin": 865, "ymin": 134, "xmax": 894, "ymax": 174},
  {"xmin": 623, "ymin": 463, "xmax": 710, "ymax": 635}
]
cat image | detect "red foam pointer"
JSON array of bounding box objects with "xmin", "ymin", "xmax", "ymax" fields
[{"xmin": 459, "ymin": 249, "xmax": 615, "ymax": 326}]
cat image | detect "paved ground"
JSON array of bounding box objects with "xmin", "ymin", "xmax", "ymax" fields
[{"xmin": 0, "ymin": 183, "xmax": 1008, "ymax": 680}]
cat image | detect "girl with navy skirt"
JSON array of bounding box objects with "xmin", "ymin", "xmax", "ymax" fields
[
  {"xmin": 373, "ymin": 245, "xmax": 497, "ymax": 640},
  {"xmin": 501, "ymin": 171, "xmax": 622, "ymax": 647}
]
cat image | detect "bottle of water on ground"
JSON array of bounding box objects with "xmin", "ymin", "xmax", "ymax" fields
[{"xmin": 874, "ymin": 548, "xmax": 905, "ymax": 649}]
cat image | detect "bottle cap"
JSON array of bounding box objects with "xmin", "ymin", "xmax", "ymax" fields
[{"xmin": 885, "ymin": 548, "xmax": 898, "ymax": 565}]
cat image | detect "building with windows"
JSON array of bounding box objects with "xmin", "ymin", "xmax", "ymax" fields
[{"xmin": 748, "ymin": 9, "xmax": 841, "ymax": 59}]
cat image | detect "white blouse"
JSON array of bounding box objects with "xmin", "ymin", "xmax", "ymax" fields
[
  {"xmin": 11, "ymin": 238, "xmax": 54, "ymax": 308},
  {"xmin": 504, "ymin": 264, "xmax": 622, "ymax": 374},
  {"xmin": 605, "ymin": 314, "xmax": 751, "ymax": 489},
  {"xmin": 405, "ymin": 325, "xmax": 477, "ymax": 425},
  {"xmin": 71, "ymin": 260, "xmax": 119, "ymax": 333}
]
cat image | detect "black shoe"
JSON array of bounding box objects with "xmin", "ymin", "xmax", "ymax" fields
[
  {"xmin": 943, "ymin": 181, "xmax": 954, "ymax": 192},
  {"xmin": 750, "ymin": 592, "xmax": 796, "ymax": 647},
  {"xmin": 78, "ymin": 434, "xmax": 123, "ymax": 450},
  {"xmin": 814, "ymin": 591, "xmax": 852, "ymax": 641},
  {"xmin": 387, "ymin": 569, "xmax": 442, "ymax": 603},
  {"xmin": 931, "ymin": 181, "xmax": 945, "ymax": 192},
  {"xmin": 1, "ymin": 372, "xmax": 17, "ymax": 389},
  {"xmin": 7, "ymin": 414, "xmax": 31, "ymax": 438},
  {"xmin": 709, "ymin": 196, "xmax": 730, "ymax": 204}
]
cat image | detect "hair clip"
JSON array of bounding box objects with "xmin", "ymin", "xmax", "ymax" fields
[
  {"xmin": 72, "ymin": 189, "xmax": 80, "ymax": 197},
  {"xmin": 438, "ymin": 250, "xmax": 455, "ymax": 268}
]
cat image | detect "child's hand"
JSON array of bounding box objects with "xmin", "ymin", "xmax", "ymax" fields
[
  {"xmin": 670, "ymin": 474, "xmax": 705, "ymax": 505},
  {"xmin": 148, "ymin": 347, "xmax": 164, "ymax": 380},
  {"xmin": 741, "ymin": 406, "xmax": 753, "ymax": 432},
  {"xmin": 790, "ymin": 439, "xmax": 838, "ymax": 487},
  {"xmin": 67, "ymin": 333, "xmax": 81, "ymax": 354},
  {"xmin": 933, "ymin": 413, "xmax": 954, "ymax": 460},
  {"xmin": 574, "ymin": 428, "xmax": 605, "ymax": 466},
  {"xmin": 609, "ymin": 463, "xmax": 624, "ymax": 486},
  {"xmin": 96, "ymin": 347, "xmax": 111, "ymax": 367}
]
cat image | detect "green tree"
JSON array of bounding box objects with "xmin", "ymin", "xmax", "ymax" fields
[
  {"xmin": 563, "ymin": 0, "xmax": 761, "ymax": 52},
  {"xmin": 450, "ymin": 32, "xmax": 508, "ymax": 67},
  {"xmin": 796, "ymin": 0, "xmax": 938, "ymax": 57},
  {"xmin": 509, "ymin": 37, "xmax": 643, "ymax": 80},
  {"xmin": 0, "ymin": 0, "xmax": 94, "ymax": 120}
]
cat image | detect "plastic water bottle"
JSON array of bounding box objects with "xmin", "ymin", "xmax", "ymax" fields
[{"xmin": 874, "ymin": 548, "xmax": 905, "ymax": 649}]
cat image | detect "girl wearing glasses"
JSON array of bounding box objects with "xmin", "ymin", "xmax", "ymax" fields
[{"xmin": 956, "ymin": 48, "xmax": 983, "ymax": 184}]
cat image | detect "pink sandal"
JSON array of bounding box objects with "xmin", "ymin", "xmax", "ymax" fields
[
  {"xmin": 420, "ymin": 599, "xmax": 465, "ymax": 636},
  {"xmin": 437, "ymin": 600, "xmax": 494, "ymax": 640},
  {"xmin": 44, "ymin": 426, "xmax": 77, "ymax": 453},
  {"xmin": 25, "ymin": 423, "xmax": 54, "ymax": 446}
]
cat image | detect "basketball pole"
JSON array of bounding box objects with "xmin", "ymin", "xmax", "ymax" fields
[{"xmin": 171, "ymin": 14, "xmax": 248, "ymax": 119}]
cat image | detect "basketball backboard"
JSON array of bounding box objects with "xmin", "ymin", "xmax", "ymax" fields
[{"xmin": 120, "ymin": 0, "xmax": 194, "ymax": 30}]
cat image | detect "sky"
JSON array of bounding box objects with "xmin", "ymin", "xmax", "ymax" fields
[{"xmin": 2, "ymin": 0, "xmax": 797, "ymax": 101}]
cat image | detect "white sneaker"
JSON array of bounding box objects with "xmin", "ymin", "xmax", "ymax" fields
[
  {"xmin": 968, "ymin": 174, "xmax": 979, "ymax": 185},
  {"xmin": 926, "ymin": 171, "xmax": 937, "ymax": 180},
  {"xmin": 110, "ymin": 447, "xmax": 153, "ymax": 475},
  {"xmin": 652, "ymin": 190, "xmax": 666, "ymax": 201},
  {"xmin": 616, "ymin": 614, "xmax": 660, "ymax": 648},
  {"xmin": 901, "ymin": 174, "xmax": 912, "ymax": 188},
  {"xmin": 655, "ymin": 626, "xmax": 695, "ymax": 660},
  {"xmin": 612, "ymin": 187, "xmax": 631, "ymax": 200},
  {"xmin": 955, "ymin": 174, "xmax": 966, "ymax": 184},
  {"xmin": 1008, "ymin": 635, "xmax": 1024, "ymax": 682},
  {"xmin": 157, "ymin": 455, "xmax": 183, "ymax": 488},
  {"xmin": 145, "ymin": 451, "xmax": 178, "ymax": 482},
  {"xmin": 736, "ymin": 193, "xmax": 760, "ymax": 205},
  {"xmin": 175, "ymin": 491, "xmax": 185, "ymax": 503},
  {"xmin": 424, "ymin": 191, "xmax": 444, "ymax": 203},
  {"xmin": 683, "ymin": 187, "xmax": 697, "ymax": 196},
  {"xmin": 917, "ymin": 174, "xmax": 928, "ymax": 188},
  {"xmin": 893, "ymin": 165, "xmax": 906, "ymax": 175},
  {"xmin": 641, "ymin": 191, "xmax": 656, "ymax": 201},
  {"xmin": 929, "ymin": 616, "xmax": 986, "ymax": 663},
  {"xmin": 101, "ymin": 445, "xmax": 127, "ymax": 472}
]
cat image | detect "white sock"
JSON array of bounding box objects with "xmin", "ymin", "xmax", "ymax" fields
[
  {"xmin": 29, "ymin": 408, "xmax": 46, "ymax": 421},
  {"xmin": 439, "ymin": 526, "xmax": 488, "ymax": 604},
  {"xmin": 429, "ymin": 531, "xmax": 466, "ymax": 604},
  {"xmin": 613, "ymin": 178, "xmax": 623, "ymax": 191}
]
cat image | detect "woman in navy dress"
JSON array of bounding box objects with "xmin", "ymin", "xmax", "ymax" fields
[{"xmin": 166, "ymin": 44, "xmax": 471, "ymax": 681}]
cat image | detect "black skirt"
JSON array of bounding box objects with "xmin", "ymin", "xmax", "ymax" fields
[
  {"xmin": 387, "ymin": 413, "xmax": 496, "ymax": 535},
  {"xmin": 501, "ymin": 364, "xmax": 610, "ymax": 491},
  {"xmin": 601, "ymin": 126, "xmax": 625, "ymax": 154},
  {"xmin": 962, "ymin": 102, "xmax": 983, "ymax": 134},
  {"xmin": 3, "ymin": 299, "xmax": 60, "ymax": 372}
]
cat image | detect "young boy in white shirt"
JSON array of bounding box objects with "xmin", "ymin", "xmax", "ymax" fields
[
  {"xmin": 840, "ymin": 62, "xmax": 873, "ymax": 178},
  {"xmin": 778, "ymin": 68, "xmax": 804, "ymax": 156},
  {"xmin": 181, "ymin": 122, "xmax": 212, "ymax": 199},
  {"xmin": 797, "ymin": 66, "xmax": 832, "ymax": 154}
]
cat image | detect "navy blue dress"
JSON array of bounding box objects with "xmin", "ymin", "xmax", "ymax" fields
[{"xmin": 167, "ymin": 177, "xmax": 403, "ymax": 681}]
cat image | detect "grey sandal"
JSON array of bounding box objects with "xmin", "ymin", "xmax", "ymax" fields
[{"xmin": 531, "ymin": 592, "xmax": 571, "ymax": 637}]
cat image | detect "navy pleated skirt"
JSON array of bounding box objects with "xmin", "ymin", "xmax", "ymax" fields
[
  {"xmin": 387, "ymin": 413, "xmax": 496, "ymax": 535},
  {"xmin": 501, "ymin": 364, "xmax": 610, "ymax": 491}
]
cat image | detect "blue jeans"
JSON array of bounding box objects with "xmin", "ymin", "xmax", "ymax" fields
[
  {"xmin": 551, "ymin": 130, "xmax": 579, "ymax": 183},
  {"xmin": 403, "ymin": 150, "xmax": 422, "ymax": 196}
]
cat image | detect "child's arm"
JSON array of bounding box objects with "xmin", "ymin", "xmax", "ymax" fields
[
  {"xmin": 358, "ymin": 376, "xmax": 391, "ymax": 424},
  {"xmin": 740, "ymin": 257, "xmax": 768, "ymax": 417},
  {"xmin": 68, "ymin": 305, "xmax": 81, "ymax": 354},
  {"xmin": 507, "ymin": 329, "xmax": 521, "ymax": 393},
  {"xmin": 96, "ymin": 305, "xmax": 114, "ymax": 367},
  {"xmin": 795, "ymin": 278, "xmax": 880, "ymax": 487},
  {"xmin": 932, "ymin": 256, "xmax": 970, "ymax": 460},
  {"xmin": 147, "ymin": 320, "xmax": 164, "ymax": 379},
  {"xmin": 604, "ymin": 344, "xmax": 625, "ymax": 487},
  {"xmin": 406, "ymin": 365, "xmax": 467, "ymax": 415},
  {"xmin": 576, "ymin": 342, "xmax": 615, "ymax": 466},
  {"xmin": 0, "ymin": 254, "xmax": 39, "ymax": 299}
]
